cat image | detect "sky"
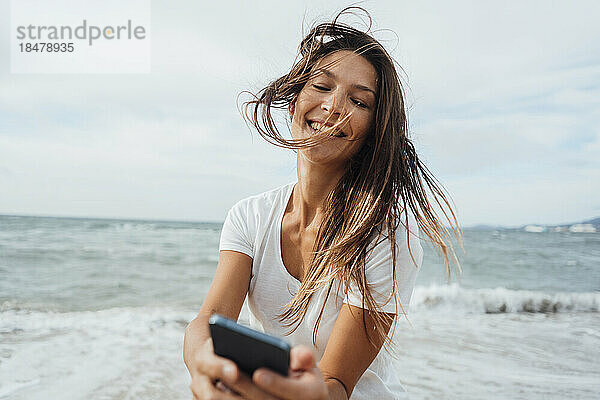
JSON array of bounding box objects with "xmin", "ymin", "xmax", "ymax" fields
[{"xmin": 0, "ymin": 0, "xmax": 599, "ymax": 227}]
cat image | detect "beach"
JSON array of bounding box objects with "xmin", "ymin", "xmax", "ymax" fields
[{"xmin": 1, "ymin": 215, "xmax": 598, "ymax": 399}]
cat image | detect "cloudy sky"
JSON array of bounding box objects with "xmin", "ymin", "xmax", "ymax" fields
[{"xmin": 0, "ymin": 0, "xmax": 598, "ymax": 227}]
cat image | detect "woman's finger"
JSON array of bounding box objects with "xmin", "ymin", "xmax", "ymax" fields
[
  {"xmin": 289, "ymin": 345, "xmax": 317, "ymax": 371},
  {"xmin": 190, "ymin": 374, "xmax": 243, "ymax": 400},
  {"xmin": 249, "ymin": 345, "xmax": 325, "ymax": 399},
  {"xmin": 194, "ymin": 350, "xmax": 239, "ymax": 383},
  {"xmin": 216, "ymin": 380, "xmax": 233, "ymax": 393},
  {"xmin": 252, "ymin": 368, "xmax": 327, "ymax": 400},
  {"xmin": 221, "ymin": 370, "xmax": 280, "ymax": 400}
]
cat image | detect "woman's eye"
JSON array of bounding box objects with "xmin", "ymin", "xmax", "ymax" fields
[
  {"xmin": 312, "ymin": 84, "xmax": 330, "ymax": 91},
  {"xmin": 352, "ymin": 98, "xmax": 367, "ymax": 108}
]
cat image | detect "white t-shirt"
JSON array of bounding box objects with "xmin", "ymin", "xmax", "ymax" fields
[{"xmin": 219, "ymin": 182, "xmax": 423, "ymax": 399}]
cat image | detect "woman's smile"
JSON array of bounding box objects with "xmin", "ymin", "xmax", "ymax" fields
[{"xmin": 306, "ymin": 120, "xmax": 348, "ymax": 137}]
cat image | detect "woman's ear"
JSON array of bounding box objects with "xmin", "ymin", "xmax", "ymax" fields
[{"xmin": 288, "ymin": 96, "xmax": 297, "ymax": 117}]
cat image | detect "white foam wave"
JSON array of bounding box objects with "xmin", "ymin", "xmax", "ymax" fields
[
  {"xmin": 0, "ymin": 307, "xmax": 194, "ymax": 400},
  {"xmin": 0, "ymin": 306, "xmax": 195, "ymax": 336},
  {"xmin": 411, "ymin": 284, "xmax": 599, "ymax": 314}
]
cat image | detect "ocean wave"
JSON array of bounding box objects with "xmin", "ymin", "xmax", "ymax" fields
[
  {"xmin": 1, "ymin": 285, "xmax": 597, "ymax": 322},
  {"xmin": 0, "ymin": 306, "xmax": 195, "ymax": 338},
  {"xmin": 411, "ymin": 284, "xmax": 599, "ymax": 314}
]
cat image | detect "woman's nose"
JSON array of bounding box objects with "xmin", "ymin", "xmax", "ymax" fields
[{"xmin": 321, "ymin": 92, "xmax": 344, "ymax": 115}]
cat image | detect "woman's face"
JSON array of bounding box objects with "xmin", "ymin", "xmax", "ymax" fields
[{"xmin": 289, "ymin": 50, "xmax": 377, "ymax": 167}]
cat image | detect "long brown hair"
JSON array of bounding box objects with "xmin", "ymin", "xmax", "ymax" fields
[{"xmin": 242, "ymin": 7, "xmax": 461, "ymax": 353}]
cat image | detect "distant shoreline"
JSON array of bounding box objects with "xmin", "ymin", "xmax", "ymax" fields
[
  {"xmin": 0, "ymin": 213, "xmax": 222, "ymax": 225},
  {"xmin": 1, "ymin": 213, "xmax": 598, "ymax": 232}
]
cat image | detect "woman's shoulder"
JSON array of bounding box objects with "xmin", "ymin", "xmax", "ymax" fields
[
  {"xmin": 228, "ymin": 182, "xmax": 295, "ymax": 216},
  {"xmin": 221, "ymin": 183, "xmax": 295, "ymax": 255}
]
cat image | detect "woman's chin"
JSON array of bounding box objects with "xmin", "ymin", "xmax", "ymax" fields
[{"xmin": 298, "ymin": 147, "xmax": 347, "ymax": 167}]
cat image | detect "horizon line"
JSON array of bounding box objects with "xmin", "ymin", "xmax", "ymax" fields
[{"xmin": 1, "ymin": 212, "xmax": 597, "ymax": 229}]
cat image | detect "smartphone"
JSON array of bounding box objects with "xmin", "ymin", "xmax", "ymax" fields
[{"xmin": 208, "ymin": 314, "xmax": 291, "ymax": 377}]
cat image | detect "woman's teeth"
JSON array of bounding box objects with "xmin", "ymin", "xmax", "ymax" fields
[
  {"xmin": 308, "ymin": 121, "xmax": 347, "ymax": 137},
  {"xmin": 310, "ymin": 121, "xmax": 325, "ymax": 131}
]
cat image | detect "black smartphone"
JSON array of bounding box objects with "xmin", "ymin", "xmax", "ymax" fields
[{"xmin": 208, "ymin": 314, "xmax": 291, "ymax": 377}]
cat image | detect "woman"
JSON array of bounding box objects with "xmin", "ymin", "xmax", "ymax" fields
[{"xmin": 184, "ymin": 8, "xmax": 459, "ymax": 400}]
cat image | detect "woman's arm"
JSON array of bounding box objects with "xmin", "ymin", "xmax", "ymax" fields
[
  {"xmin": 184, "ymin": 250, "xmax": 251, "ymax": 369},
  {"xmin": 318, "ymin": 304, "xmax": 394, "ymax": 398},
  {"xmin": 185, "ymin": 250, "xmax": 279, "ymax": 400}
]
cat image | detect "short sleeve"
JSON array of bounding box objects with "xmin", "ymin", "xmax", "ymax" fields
[
  {"xmin": 219, "ymin": 201, "xmax": 254, "ymax": 258},
  {"xmin": 344, "ymin": 217, "xmax": 423, "ymax": 314}
]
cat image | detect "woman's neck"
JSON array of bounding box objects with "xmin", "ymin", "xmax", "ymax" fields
[{"xmin": 292, "ymin": 156, "xmax": 346, "ymax": 229}]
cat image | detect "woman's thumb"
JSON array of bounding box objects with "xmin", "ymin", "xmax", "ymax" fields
[{"xmin": 290, "ymin": 345, "xmax": 316, "ymax": 371}]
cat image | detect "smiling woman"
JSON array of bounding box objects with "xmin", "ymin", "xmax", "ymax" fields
[{"xmin": 184, "ymin": 7, "xmax": 460, "ymax": 400}]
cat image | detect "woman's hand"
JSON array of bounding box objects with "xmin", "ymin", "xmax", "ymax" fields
[
  {"xmin": 244, "ymin": 345, "xmax": 331, "ymax": 400},
  {"xmin": 188, "ymin": 338, "xmax": 279, "ymax": 400},
  {"xmin": 187, "ymin": 337, "xmax": 237, "ymax": 399}
]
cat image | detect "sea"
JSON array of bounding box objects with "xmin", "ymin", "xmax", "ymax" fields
[{"xmin": 0, "ymin": 214, "xmax": 598, "ymax": 400}]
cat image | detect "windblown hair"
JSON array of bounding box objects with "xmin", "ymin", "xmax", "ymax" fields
[{"xmin": 242, "ymin": 7, "xmax": 461, "ymax": 353}]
